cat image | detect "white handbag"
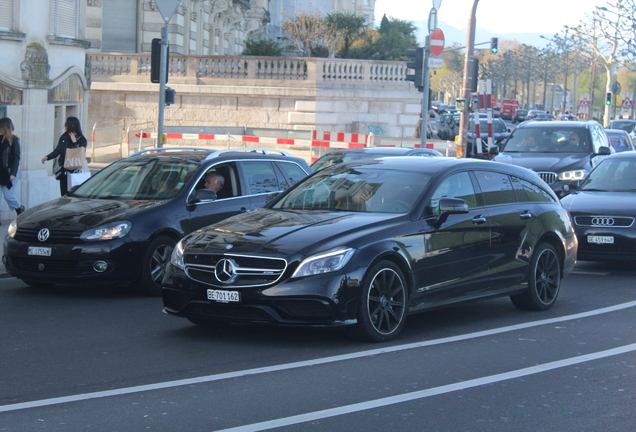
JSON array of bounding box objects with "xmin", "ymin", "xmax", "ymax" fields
[{"xmin": 68, "ymin": 171, "xmax": 91, "ymax": 188}]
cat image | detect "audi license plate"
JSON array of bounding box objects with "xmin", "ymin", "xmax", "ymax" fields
[
  {"xmin": 587, "ymin": 235, "xmax": 614, "ymax": 244},
  {"xmin": 207, "ymin": 289, "xmax": 240, "ymax": 303},
  {"xmin": 28, "ymin": 246, "xmax": 52, "ymax": 256}
]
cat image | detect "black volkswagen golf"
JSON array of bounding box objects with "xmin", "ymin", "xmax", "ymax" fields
[
  {"xmin": 162, "ymin": 157, "xmax": 577, "ymax": 342},
  {"xmin": 3, "ymin": 148, "xmax": 312, "ymax": 295}
]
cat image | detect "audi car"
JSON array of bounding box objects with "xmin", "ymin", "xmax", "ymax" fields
[
  {"xmin": 561, "ymin": 151, "xmax": 636, "ymax": 262},
  {"xmin": 162, "ymin": 157, "xmax": 577, "ymax": 342},
  {"xmin": 3, "ymin": 148, "xmax": 312, "ymax": 295}
]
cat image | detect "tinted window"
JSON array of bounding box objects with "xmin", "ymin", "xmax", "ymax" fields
[
  {"xmin": 504, "ymin": 127, "xmax": 591, "ymax": 153},
  {"xmin": 275, "ymin": 162, "xmax": 308, "ymax": 189},
  {"xmin": 511, "ymin": 176, "xmax": 554, "ymax": 203},
  {"xmin": 429, "ymin": 172, "xmax": 478, "ymax": 215},
  {"xmin": 607, "ymin": 133, "xmax": 631, "ymax": 152},
  {"xmin": 243, "ymin": 161, "xmax": 280, "ymax": 194},
  {"xmin": 591, "ymin": 125, "xmax": 610, "ymax": 152},
  {"xmin": 474, "ymin": 171, "xmax": 516, "ymax": 205}
]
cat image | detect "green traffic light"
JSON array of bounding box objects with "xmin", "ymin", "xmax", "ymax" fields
[
  {"xmin": 606, "ymin": 100, "xmax": 611, "ymax": 105},
  {"xmin": 491, "ymin": 48, "xmax": 498, "ymax": 54}
]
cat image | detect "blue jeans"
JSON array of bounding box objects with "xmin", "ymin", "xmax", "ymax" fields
[{"xmin": 1, "ymin": 173, "xmax": 21, "ymax": 211}]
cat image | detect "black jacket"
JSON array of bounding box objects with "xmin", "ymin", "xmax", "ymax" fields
[
  {"xmin": 0, "ymin": 135, "xmax": 20, "ymax": 188},
  {"xmin": 46, "ymin": 132, "xmax": 88, "ymax": 172}
]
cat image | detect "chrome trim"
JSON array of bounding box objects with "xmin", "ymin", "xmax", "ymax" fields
[
  {"xmin": 574, "ymin": 215, "xmax": 634, "ymax": 228},
  {"xmin": 184, "ymin": 253, "xmax": 288, "ymax": 288}
]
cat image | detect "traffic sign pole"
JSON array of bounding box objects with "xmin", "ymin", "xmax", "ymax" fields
[{"xmin": 421, "ymin": 35, "xmax": 431, "ymax": 147}]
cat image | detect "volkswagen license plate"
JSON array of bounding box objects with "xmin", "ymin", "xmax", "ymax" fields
[
  {"xmin": 207, "ymin": 289, "xmax": 240, "ymax": 303},
  {"xmin": 587, "ymin": 235, "xmax": 614, "ymax": 244},
  {"xmin": 28, "ymin": 246, "xmax": 52, "ymax": 256}
]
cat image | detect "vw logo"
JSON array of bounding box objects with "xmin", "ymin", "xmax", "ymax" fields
[
  {"xmin": 215, "ymin": 258, "xmax": 238, "ymax": 284},
  {"xmin": 591, "ymin": 217, "xmax": 615, "ymax": 226},
  {"xmin": 37, "ymin": 228, "xmax": 50, "ymax": 242}
]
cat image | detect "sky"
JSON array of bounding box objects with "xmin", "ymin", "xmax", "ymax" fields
[{"xmin": 374, "ymin": 0, "xmax": 605, "ymax": 35}]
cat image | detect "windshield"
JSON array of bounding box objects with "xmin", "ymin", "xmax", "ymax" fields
[
  {"xmin": 610, "ymin": 121, "xmax": 636, "ymax": 133},
  {"xmin": 70, "ymin": 158, "xmax": 199, "ymax": 200},
  {"xmin": 311, "ymin": 152, "xmax": 394, "ymax": 171},
  {"xmin": 503, "ymin": 127, "xmax": 591, "ymax": 153},
  {"xmin": 581, "ymin": 158, "xmax": 636, "ymax": 192},
  {"xmin": 272, "ymin": 165, "xmax": 431, "ymax": 213}
]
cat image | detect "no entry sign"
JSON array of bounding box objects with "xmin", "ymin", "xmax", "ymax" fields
[{"xmin": 430, "ymin": 29, "xmax": 445, "ymax": 57}]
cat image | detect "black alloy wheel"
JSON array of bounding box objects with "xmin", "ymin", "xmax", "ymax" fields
[
  {"xmin": 138, "ymin": 235, "xmax": 176, "ymax": 297},
  {"xmin": 349, "ymin": 260, "xmax": 408, "ymax": 342},
  {"xmin": 510, "ymin": 243, "xmax": 561, "ymax": 311}
]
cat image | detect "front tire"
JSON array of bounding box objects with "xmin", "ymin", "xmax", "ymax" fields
[
  {"xmin": 510, "ymin": 243, "xmax": 561, "ymax": 311},
  {"xmin": 137, "ymin": 235, "xmax": 176, "ymax": 297},
  {"xmin": 349, "ymin": 260, "xmax": 408, "ymax": 342}
]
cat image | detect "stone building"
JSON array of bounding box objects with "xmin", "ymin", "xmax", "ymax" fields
[{"xmin": 0, "ymin": 0, "xmax": 90, "ymax": 221}]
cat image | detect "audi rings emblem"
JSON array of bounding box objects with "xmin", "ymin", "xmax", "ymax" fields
[
  {"xmin": 215, "ymin": 258, "xmax": 239, "ymax": 284},
  {"xmin": 37, "ymin": 228, "xmax": 50, "ymax": 242},
  {"xmin": 591, "ymin": 217, "xmax": 615, "ymax": 226}
]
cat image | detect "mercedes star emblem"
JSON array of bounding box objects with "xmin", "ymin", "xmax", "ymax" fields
[{"xmin": 215, "ymin": 258, "xmax": 238, "ymax": 284}]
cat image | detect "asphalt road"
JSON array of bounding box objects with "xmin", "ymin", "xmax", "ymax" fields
[{"xmin": 1, "ymin": 261, "xmax": 635, "ymax": 432}]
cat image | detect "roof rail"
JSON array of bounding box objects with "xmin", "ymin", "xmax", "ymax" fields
[
  {"xmin": 128, "ymin": 147, "xmax": 213, "ymax": 158},
  {"xmin": 204, "ymin": 148, "xmax": 293, "ymax": 160}
]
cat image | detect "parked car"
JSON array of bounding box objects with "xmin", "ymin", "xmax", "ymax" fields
[
  {"xmin": 465, "ymin": 118, "xmax": 512, "ymax": 157},
  {"xmin": 513, "ymin": 109, "xmax": 528, "ymax": 124},
  {"xmin": 561, "ymin": 151, "xmax": 636, "ymax": 261},
  {"xmin": 604, "ymin": 129, "xmax": 636, "ymax": 152},
  {"xmin": 311, "ymin": 147, "xmax": 442, "ymax": 171},
  {"xmin": 162, "ymin": 157, "xmax": 577, "ymax": 342},
  {"xmin": 493, "ymin": 121, "xmax": 613, "ymax": 197},
  {"xmin": 3, "ymin": 148, "xmax": 313, "ymax": 295}
]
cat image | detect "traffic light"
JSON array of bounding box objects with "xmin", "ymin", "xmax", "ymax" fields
[
  {"xmin": 151, "ymin": 38, "xmax": 169, "ymax": 83},
  {"xmin": 606, "ymin": 92, "xmax": 612, "ymax": 106},
  {"xmin": 490, "ymin": 37, "xmax": 499, "ymax": 54},
  {"xmin": 470, "ymin": 57, "xmax": 479, "ymax": 92},
  {"xmin": 406, "ymin": 47, "xmax": 424, "ymax": 92}
]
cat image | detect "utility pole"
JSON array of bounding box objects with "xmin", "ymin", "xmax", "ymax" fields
[{"xmin": 458, "ymin": 0, "xmax": 479, "ymax": 156}]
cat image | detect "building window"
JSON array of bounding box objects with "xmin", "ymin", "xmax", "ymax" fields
[
  {"xmin": 0, "ymin": 0, "xmax": 14, "ymax": 31},
  {"xmin": 50, "ymin": 0, "xmax": 79, "ymax": 39}
]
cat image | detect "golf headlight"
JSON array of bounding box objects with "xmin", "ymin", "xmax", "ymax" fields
[
  {"xmin": 171, "ymin": 239, "xmax": 186, "ymax": 270},
  {"xmin": 8, "ymin": 219, "xmax": 17, "ymax": 238},
  {"xmin": 292, "ymin": 247, "xmax": 355, "ymax": 278},
  {"xmin": 80, "ymin": 222, "xmax": 131, "ymax": 241},
  {"xmin": 558, "ymin": 170, "xmax": 588, "ymax": 181}
]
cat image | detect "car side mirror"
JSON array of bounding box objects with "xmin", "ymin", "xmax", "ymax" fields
[
  {"xmin": 563, "ymin": 179, "xmax": 582, "ymax": 194},
  {"xmin": 596, "ymin": 146, "xmax": 612, "ymax": 156},
  {"xmin": 488, "ymin": 146, "xmax": 500, "ymax": 156},
  {"xmin": 188, "ymin": 189, "xmax": 217, "ymax": 205},
  {"xmin": 435, "ymin": 198, "xmax": 469, "ymax": 228}
]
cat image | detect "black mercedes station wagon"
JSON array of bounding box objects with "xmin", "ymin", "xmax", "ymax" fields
[
  {"xmin": 3, "ymin": 148, "xmax": 312, "ymax": 295},
  {"xmin": 162, "ymin": 157, "xmax": 578, "ymax": 342}
]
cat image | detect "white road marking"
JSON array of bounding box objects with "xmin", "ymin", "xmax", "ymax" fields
[
  {"xmin": 1, "ymin": 300, "xmax": 635, "ymax": 414},
  {"xmin": 214, "ymin": 343, "xmax": 636, "ymax": 432}
]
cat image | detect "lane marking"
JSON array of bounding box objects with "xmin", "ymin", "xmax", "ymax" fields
[
  {"xmin": 2, "ymin": 300, "xmax": 636, "ymax": 413},
  {"xmin": 214, "ymin": 343, "xmax": 636, "ymax": 432}
]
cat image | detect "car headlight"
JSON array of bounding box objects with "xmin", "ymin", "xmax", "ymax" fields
[
  {"xmin": 292, "ymin": 247, "xmax": 355, "ymax": 278},
  {"xmin": 558, "ymin": 170, "xmax": 588, "ymax": 181},
  {"xmin": 80, "ymin": 221, "xmax": 131, "ymax": 241},
  {"xmin": 171, "ymin": 239, "xmax": 186, "ymax": 270},
  {"xmin": 7, "ymin": 219, "xmax": 17, "ymax": 238}
]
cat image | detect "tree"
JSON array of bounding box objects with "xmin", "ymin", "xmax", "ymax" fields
[
  {"xmin": 348, "ymin": 15, "xmax": 417, "ymax": 60},
  {"xmin": 326, "ymin": 12, "xmax": 367, "ymax": 59},
  {"xmin": 282, "ymin": 12, "xmax": 339, "ymax": 57},
  {"xmin": 242, "ymin": 38, "xmax": 284, "ymax": 56}
]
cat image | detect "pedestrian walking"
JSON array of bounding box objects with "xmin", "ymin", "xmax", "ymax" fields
[
  {"xmin": 42, "ymin": 116, "xmax": 88, "ymax": 196},
  {"xmin": 0, "ymin": 117, "xmax": 25, "ymax": 221}
]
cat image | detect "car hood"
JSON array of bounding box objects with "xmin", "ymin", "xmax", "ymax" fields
[
  {"xmin": 17, "ymin": 196, "xmax": 160, "ymax": 231},
  {"xmin": 561, "ymin": 191, "xmax": 636, "ymax": 216},
  {"xmin": 184, "ymin": 208, "xmax": 404, "ymax": 257},
  {"xmin": 495, "ymin": 152, "xmax": 588, "ymax": 172}
]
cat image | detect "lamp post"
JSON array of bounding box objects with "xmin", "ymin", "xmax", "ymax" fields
[{"xmin": 458, "ymin": 0, "xmax": 479, "ymax": 157}]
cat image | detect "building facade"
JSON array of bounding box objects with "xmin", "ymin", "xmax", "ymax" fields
[{"xmin": 0, "ymin": 0, "xmax": 90, "ymax": 221}]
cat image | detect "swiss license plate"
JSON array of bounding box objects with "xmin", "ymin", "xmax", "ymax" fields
[
  {"xmin": 587, "ymin": 235, "xmax": 614, "ymax": 244},
  {"xmin": 28, "ymin": 246, "xmax": 52, "ymax": 256},
  {"xmin": 207, "ymin": 289, "xmax": 240, "ymax": 303}
]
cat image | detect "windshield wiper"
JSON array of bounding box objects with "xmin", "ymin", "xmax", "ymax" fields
[{"xmin": 580, "ymin": 188, "xmax": 607, "ymax": 192}]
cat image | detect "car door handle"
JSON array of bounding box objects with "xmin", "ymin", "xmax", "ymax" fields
[
  {"xmin": 472, "ymin": 215, "xmax": 487, "ymax": 225},
  {"xmin": 520, "ymin": 211, "xmax": 533, "ymax": 220}
]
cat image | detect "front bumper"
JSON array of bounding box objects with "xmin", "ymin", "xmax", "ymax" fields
[
  {"xmin": 573, "ymin": 227, "xmax": 636, "ymax": 261},
  {"xmin": 162, "ymin": 264, "xmax": 366, "ymax": 327},
  {"xmin": 3, "ymin": 236, "xmax": 141, "ymax": 284}
]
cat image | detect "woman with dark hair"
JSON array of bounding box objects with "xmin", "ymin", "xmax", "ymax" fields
[
  {"xmin": 41, "ymin": 116, "xmax": 88, "ymax": 196},
  {"xmin": 0, "ymin": 117, "xmax": 25, "ymax": 219}
]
